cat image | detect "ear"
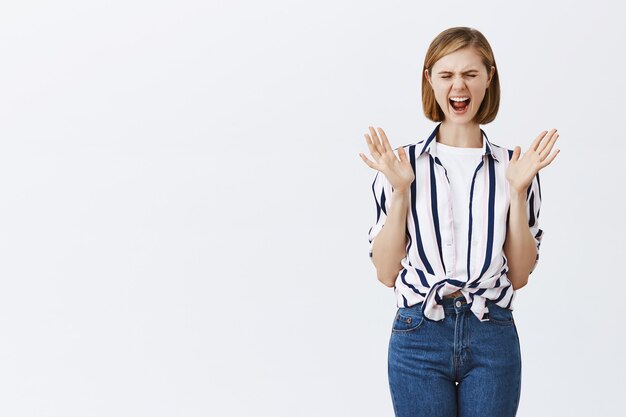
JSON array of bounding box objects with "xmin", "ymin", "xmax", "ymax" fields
[
  {"xmin": 487, "ymin": 65, "xmax": 495, "ymax": 87},
  {"xmin": 424, "ymin": 68, "xmax": 432, "ymax": 87}
]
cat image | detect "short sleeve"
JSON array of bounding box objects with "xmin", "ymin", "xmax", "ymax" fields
[
  {"xmin": 367, "ymin": 170, "xmax": 394, "ymax": 259},
  {"xmin": 526, "ymin": 172, "xmax": 544, "ymax": 274}
]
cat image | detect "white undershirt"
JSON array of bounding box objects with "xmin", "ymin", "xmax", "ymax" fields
[{"xmin": 434, "ymin": 141, "xmax": 485, "ymax": 280}]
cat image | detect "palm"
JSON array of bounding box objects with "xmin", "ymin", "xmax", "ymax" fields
[
  {"xmin": 360, "ymin": 126, "xmax": 415, "ymax": 191},
  {"xmin": 506, "ymin": 129, "xmax": 561, "ymax": 195}
]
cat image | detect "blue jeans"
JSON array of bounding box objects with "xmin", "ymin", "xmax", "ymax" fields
[{"xmin": 388, "ymin": 295, "xmax": 522, "ymax": 417}]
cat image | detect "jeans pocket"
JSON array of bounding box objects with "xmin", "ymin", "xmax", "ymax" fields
[
  {"xmin": 391, "ymin": 306, "xmax": 425, "ymax": 333},
  {"xmin": 486, "ymin": 301, "xmax": 515, "ymax": 326}
]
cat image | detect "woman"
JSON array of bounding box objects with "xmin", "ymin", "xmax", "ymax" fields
[{"xmin": 358, "ymin": 27, "xmax": 560, "ymax": 417}]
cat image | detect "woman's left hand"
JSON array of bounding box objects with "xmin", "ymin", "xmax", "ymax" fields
[{"xmin": 506, "ymin": 128, "xmax": 561, "ymax": 196}]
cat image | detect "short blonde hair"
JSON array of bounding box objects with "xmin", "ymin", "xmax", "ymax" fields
[{"xmin": 422, "ymin": 27, "xmax": 500, "ymax": 124}]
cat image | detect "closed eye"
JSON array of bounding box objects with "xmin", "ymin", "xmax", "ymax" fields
[{"xmin": 441, "ymin": 75, "xmax": 477, "ymax": 79}]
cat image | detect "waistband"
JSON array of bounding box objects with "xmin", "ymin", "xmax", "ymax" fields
[
  {"xmin": 436, "ymin": 294, "xmax": 501, "ymax": 314},
  {"xmin": 440, "ymin": 294, "xmax": 470, "ymax": 312},
  {"xmin": 405, "ymin": 294, "xmax": 474, "ymax": 315}
]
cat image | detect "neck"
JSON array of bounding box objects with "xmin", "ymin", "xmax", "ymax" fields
[{"xmin": 437, "ymin": 121, "xmax": 483, "ymax": 148}]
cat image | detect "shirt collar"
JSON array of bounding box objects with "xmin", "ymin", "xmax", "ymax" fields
[{"xmin": 417, "ymin": 122, "xmax": 500, "ymax": 163}]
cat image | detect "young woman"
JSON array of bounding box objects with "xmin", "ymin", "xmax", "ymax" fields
[{"xmin": 358, "ymin": 27, "xmax": 560, "ymax": 417}]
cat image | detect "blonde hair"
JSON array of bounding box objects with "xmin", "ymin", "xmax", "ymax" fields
[{"xmin": 422, "ymin": 27, "xmax": 500, "ymax": 124}]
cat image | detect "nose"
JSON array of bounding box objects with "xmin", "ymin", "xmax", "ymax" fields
[{"xmin": 452, "ymin": 76, "xmax": 467, "ymax": 89}]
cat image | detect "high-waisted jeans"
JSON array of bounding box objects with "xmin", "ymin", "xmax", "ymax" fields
[{"xmin": 387, "ymin": 295, "xmax": 522, "ymax": 417}]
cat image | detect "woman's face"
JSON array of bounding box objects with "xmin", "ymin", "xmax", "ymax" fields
[{"xmin": 425, "ymin": 47, "xmax": 495, "ymax": 123}]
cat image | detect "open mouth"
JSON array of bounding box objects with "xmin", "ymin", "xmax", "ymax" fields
[{"xmin": 449, "ymin": 97, "xmax": 470, "ymax": 112}]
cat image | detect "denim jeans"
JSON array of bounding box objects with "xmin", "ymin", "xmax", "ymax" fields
[{"xmin": 388, "ymin": 295, "xmax": 522, "ymax": 417}]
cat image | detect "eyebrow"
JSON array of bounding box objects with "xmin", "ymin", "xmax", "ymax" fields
[{"xmin": 437, "ymin": 69, "xmax": 480, "ymax": 74}]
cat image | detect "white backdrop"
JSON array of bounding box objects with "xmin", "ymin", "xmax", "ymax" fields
[{"xmin": 0, "ymin": 1, "xmax": 624, "ymax": 416}]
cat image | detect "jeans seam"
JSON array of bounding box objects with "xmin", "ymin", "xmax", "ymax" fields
[{"xmin": 388, "ymin": 338, "xmax": 400, "ymax": 417}]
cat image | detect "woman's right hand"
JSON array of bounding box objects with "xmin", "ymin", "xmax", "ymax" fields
[{"xmin": 359, "ymin": 126, "xmax": 415, "ymax": 192}]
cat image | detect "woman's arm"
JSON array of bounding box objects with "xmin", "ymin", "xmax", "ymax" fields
[
  {"xmin": 503, "ymin": 190, "xmax": 538, "ymax": 290},
  {"xmin": 504, "ymin": 129, "xmax": 557, "ymax": 289},
  {"xmin": 371, "ymin": 187, "xmax": 410, "ymax": 288},
  {"xmin": 362, "ymin": 126, "xmax": 415, "ymax": 288}
]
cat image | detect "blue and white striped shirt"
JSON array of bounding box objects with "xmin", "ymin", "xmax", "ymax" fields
[{"xmin": 368, "ymin": 123, "xmax": 544, "ymax": 322}]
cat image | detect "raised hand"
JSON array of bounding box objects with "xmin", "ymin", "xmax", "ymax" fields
[
  {"xmin": 506, "ymin": 128, "xmax": 561, "ymax": 196},
  {"xmin": 359, "ymin": 126, "xmax": 415, "ymax": 192}
]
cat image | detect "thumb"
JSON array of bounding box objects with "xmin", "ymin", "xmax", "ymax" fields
[
  {"xmin": 511, "ymin": 146, "xmax": 521, "ymax": 161},
  {"xmin": 397, "ymin": 146, "xmax": 408, "ymax": 163}
]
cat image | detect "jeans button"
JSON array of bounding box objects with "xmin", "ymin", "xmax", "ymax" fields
[{"xmin": 455, "ymin": 301, "xmax": 461, "ymax": 307}]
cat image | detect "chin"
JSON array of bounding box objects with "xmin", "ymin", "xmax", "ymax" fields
[{"xmin": 443, "ymin": 113, "xmax": 476, "ymax": 123}]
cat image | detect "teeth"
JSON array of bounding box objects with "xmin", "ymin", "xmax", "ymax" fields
[{"xmin": 450, "ymin": 97, "xmax": 470, "ymax": 102}]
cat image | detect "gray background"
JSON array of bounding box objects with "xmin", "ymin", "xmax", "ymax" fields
[{"xmin": 0, "ymin": 0, "xmax": 623, "ymax": 416}]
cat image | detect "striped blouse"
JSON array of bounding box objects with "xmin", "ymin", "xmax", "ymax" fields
[{"xmin": 367, "ymin": 122, "xmax": 544, "ymax": 322}]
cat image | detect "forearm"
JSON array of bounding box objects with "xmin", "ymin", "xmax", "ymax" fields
[
  {"xmin": 371, "ymin": 188, "xmax": 409, "ymax": 287},
  {"xmin": 504, "ymin": 191, "xmax": 538, "ymax": 289}
]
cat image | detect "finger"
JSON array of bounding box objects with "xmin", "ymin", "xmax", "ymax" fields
[
  {"xmin": 377, "ymin": 127, "xmax": 393, "ymax": 153},
  {"xmin": 359, "ymin": 152, "xmax": 377, "ymax": 169},
  {"xmin": 537, "ymin": 128, "xmax": 557, "ymax": 154},
  {"xmin": 537, "ymin": 128, "xmax": 558, "ymax": 154},
  {"xmin": 539, "ymin": 132, "xmax": 559, "ymax": 160},
  {"xmin": 511, "ymin": 145, "xmax": 521, "ymax": 161},
  {"xmin": 369, "ymin": 126, "xmax": 383, "ymax": 153},
  {"xmin": 540, "ymin": 148, "xmax": 560, "ymax": 168},
  {"xmin": 365, "ymin": 131, "xmax": 384, "ymax": 159},
  {"xmin": 363, "ymin": 134, "xmax": 372, "ymax": 150},
  {"xmin": 359, "ymin": 152, "xmax": 380, "ymax": 171},
  {"xmin": 364, "ymin": 134, "xmax": 381, "ymax": 158},
  {"xmin": 397, "ymin": 146, "xmax": 407, "ymax": 163},
  {"xmin": 530, "ymin": 130, "xmax": 548, "ymax": 152}
]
